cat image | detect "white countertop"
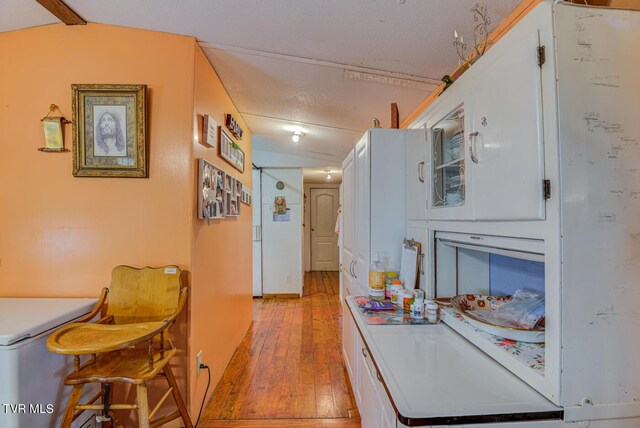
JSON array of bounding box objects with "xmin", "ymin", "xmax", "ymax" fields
[{"xmin": 346, "ymin": 296, "xmax": 561, "ymax": 422}]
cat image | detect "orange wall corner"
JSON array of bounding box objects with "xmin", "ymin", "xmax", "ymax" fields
[{"xmin": 188, "ymin": 43, "xmax": 254, "ymax": 416}]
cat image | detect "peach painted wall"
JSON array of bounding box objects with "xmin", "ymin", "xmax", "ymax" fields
[
  {"xmin": 0, "ymin": 23, "xmax": 253, "ymax": 421},
  {"xmin": 0, "ymin": 23, "xmax": 194, "ymax": 296},
  {"xmin": 189, "ymin": 45, "xmax": 254, "ymax": 416}
]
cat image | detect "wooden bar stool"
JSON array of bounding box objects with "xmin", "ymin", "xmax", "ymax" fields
[{"xmin": 47, "ymin": 265, "xmax": 193, "ymax": 428}]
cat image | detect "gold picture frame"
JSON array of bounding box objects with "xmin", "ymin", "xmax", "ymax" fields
[{"xmin": 72, "ymin": 84, "xmax": 147, "ymax": 177}]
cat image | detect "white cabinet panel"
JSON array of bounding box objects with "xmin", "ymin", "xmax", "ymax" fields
[
  {"xmin": 406, "ymin": 127, "xmax": 428, "ymax": 221},
  {"xmin": 358, "ymin": 347, "xmax": 383, "ymax": 428},
  {"xmin": 341, "ymin": 290, "xmax": 355, "ymax": 383},
  {"xmin": 354, "ymin": 133, "xmax": 370, "ymax": 288},
  {"xmin": 342, "ymin": 150, "xmax": 356, "ymax": 276},
  {"xmin": 470, "ymin": 22, "xmax": 545, "ymax": 220},
  {"xmin": 352, "ymin": 322, "xmax": 363, "ymax": 408},
  {"xmin": 372, "ymin": 363, "xmax": 397, "ymax": 428}
]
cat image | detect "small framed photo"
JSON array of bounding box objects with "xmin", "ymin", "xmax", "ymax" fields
[
  {"xmin": 202, "ymin": 115, "xmax": 217, "ymax": 148},
  {"xmin": 225, "ymin": 174, "xmax": 232, "ymax": 192},
  {"xmin": 218, "ymin": 127, "xmax": 245, "ymax": 172},
  {"xmin": 197, "ymin": 159, "xmax": 225, "ymax": 222},
  {"xmin": 72, "ymin": 84, "xmax": 147, "ymax": 177},
  {"xmin": 241, "ymin": 185, "xmax": 251, "ymax": 205},
  {"xmin": 225, "ymin": 176, "xmax": 240, "ymax": 217}
]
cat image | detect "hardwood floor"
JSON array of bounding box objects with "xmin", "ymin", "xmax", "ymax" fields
[{"xmin": 199, "ymin": 271, "xmax": 360, "ymax": 428}]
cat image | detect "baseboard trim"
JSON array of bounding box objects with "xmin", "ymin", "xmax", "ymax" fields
[{"xmin": 262, "ymin": 293, "xmax": 300, "ymax": 299}]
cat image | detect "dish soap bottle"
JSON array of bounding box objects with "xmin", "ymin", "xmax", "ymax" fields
[{"xmin": 368, "ymin": 253, "xmax": 386, "ymax": 301}]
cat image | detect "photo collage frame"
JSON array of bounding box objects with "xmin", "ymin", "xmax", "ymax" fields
[
  {"xmin": 197, "ymin": 159, "xmax": 226, "ymax": 222},
  {"xmin": 197, "ymin": 113, "xmax": 250, "ymax": 224}
]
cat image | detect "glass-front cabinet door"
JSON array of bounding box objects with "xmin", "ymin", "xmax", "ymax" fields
[
  {"xmin": 428, "ymin": 98, "xmax": 472, "ymax": 220},
  {"xmin": 432, "ymin": 104, "xmax": 465, "ymax": 208}
]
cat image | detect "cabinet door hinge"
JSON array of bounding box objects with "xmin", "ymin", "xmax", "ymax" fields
[
  {"xmin": 537, "ymin": 46, "xmax": 546, "ymax": 67},
  {"xmin": 543, "ymin": 179, "xmax": 551, "ymax": 200}
]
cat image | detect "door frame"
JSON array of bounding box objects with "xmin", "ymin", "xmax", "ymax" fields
[
  {"xmin": 310, "ymin": 187, "xmax": 340, "ymax": 271},
  {"xmin": 304, "ymin": 183, "xmax": 341, "ymax": 272}
]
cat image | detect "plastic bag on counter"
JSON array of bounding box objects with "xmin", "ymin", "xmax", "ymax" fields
[{"xmin": 471, "ymin": 290, "xmax": 545, "ymax": 330}]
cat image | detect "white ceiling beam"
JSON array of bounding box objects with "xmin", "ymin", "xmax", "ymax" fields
[
  {"xmin": 199, "ymin": 42, "xmax": 442, "ymax": 89},
  {"xmin": 240, "ymin": 112, "xmax": 364, "ymax": 134}
]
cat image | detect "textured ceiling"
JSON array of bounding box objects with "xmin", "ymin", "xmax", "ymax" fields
[
  {"xmin": 303, "ymin": 168, "xmax": 343, "ymax": 185},
  {"xmin": 3, "ymin": 0, "xmax": 522, "ymax": 165}
]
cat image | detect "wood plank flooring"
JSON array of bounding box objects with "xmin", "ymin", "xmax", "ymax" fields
[{"xmin": 200, "ymin": 271, "xmax": 360, "ymax": 428}]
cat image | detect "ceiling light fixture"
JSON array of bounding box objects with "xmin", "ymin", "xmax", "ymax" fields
[{"xmin": 292, "ymin": 131, "xmax": 304, "ymax": 143}]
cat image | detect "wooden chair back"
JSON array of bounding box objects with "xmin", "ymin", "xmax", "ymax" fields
[{"xmin": 106, "ymin": 265, "xmax": 183, "ymax": 324}]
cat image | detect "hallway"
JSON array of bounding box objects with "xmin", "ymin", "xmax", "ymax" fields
[{"xmin": 200, "ymin": 272, "xmax": 360, "ymax": 427}]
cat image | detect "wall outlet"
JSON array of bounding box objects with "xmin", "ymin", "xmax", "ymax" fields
[
  {"xmin": 196, "ymin": 350, "xmax": 203, "ymax": 375},
  {"xmin": 285, "ymin": 275, "xmax": 291, "ymax": 284}
]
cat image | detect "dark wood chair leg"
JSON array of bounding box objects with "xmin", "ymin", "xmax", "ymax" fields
[
  {"xmin": 101, "ymin": 383, "xmax": 113, "ymax": 428},
  {"xmin": 60, "ymin": 385, "xmax": 84, "ymax": 428},
  {"xmin": 164, "ymin": 365, "xmax": 194, "ymax": 428}
]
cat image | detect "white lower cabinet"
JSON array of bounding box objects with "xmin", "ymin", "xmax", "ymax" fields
[
  {"xmin": 373, "ymin": 367, "xmax": 396, "ymax": 428},
  {"xmin": 357, "ymin": 347, "xmax": 382, "ymax": 428},
  {"xmin": 345, "ymin": 304, "xmax": 397, "ymax": 428},
  {"xmin": 342, "ymin": 280, "xmax": 357, "ymax": 384}
]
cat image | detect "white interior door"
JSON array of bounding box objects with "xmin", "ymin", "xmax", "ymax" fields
[{"xmin": 310, "ymin": 188, "xmax": 339, "ymax": 271}]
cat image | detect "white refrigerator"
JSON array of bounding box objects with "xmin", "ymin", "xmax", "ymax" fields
[{"xmin": 0, "ymin": 298, "xmax": 97, "ymax": 428}]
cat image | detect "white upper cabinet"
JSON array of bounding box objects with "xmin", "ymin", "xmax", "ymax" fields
[
  {"xmin": 470, "ymin": 19, "xmax": 546, "ymax": 221},
  {"xmin": 406, "ymin": 126, "xmax": 428, "ymax": 221},
  {"xmin": 427, "ymin": 88, "xmax": 474, "ymax": 221},
  {"xmin": 422, "ymin": 13, "xmax": 547, "ymax": 222},
  {"xmin": 341, "ymin": 129, "xmax": 409, "ymax": 296}
]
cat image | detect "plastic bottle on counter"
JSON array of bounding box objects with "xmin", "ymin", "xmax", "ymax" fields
[
  {"xmin": 368, "ymin": 253, "xmax": 386, "ymax": 301},
  {"xmin": 390, "ymin": 280, "xmax": 404, "ymax": 305},
  {"xmin": 402, "ymin": 289, "xmax": 415, "ymax": 313},
  {"xmin": 412, "ymin": 289, "xmax": 425, "ymax": 319},
  {"xmin": 384, "ymin": 271, "xmax": 399, "ymax": 299},
  {"xmin": 411, "ymin": 289, "xmax": 425, "ymax": 319},
  {"xmin": 425, "ymin": 299, "xmax": 439, "ymax": 322}
]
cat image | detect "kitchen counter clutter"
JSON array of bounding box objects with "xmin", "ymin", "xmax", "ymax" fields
[
  {"xmin": 442, "ymin": 308, "xmax": 545, "ymax": 375},
  {"xmin": 344, "ymin": 296, "xmax": 561, "ymax": 426}
]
